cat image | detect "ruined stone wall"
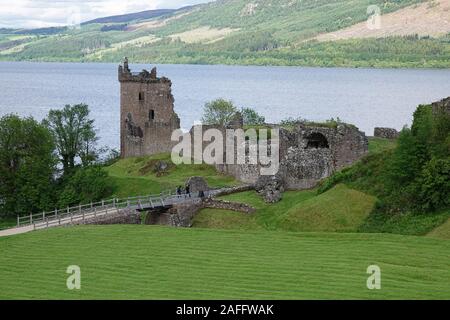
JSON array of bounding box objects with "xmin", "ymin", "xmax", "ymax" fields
[
  {"xmin": 432, "ymin": 97, "xmax": 450, "ymax": 116},
  {"xmin": 119, "ymin": 62, "xmax": 180, "ymax": 158},
  {"xmin": 213, "ymin": 123, "xmax": 368, "ymax": 190},
  {"xmin": 374, "ymin": 127, "xmax": 399, "ymax": 140}
]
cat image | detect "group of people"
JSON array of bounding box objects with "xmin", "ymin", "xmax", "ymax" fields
[{"xmin": 176, "ymin": 185, "xmax": 205, "ymax": 199}]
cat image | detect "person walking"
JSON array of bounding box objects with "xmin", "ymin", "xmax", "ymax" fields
[
  {"xmin": 176, "ymin": 186, "xmax": 182, "ymax": 198},
  {"xmin": 185, "ymin": 184, "xmax": 191, "ymax": 198}
]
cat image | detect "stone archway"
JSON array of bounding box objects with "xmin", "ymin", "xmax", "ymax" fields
[{"xmin": 305, "ymin": 132, "xmax": 329, "ymax": 149}]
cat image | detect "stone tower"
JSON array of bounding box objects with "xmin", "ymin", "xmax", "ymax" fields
[{"xmin": 119, "ymin": 58, "xmax": 180, "ymax": 158}]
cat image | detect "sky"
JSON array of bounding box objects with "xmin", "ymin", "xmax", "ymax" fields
[{"xmin": 0, "ymin": 0, "xmax": 212, "ymax": 29}]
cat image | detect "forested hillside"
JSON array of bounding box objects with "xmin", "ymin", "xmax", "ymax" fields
[{"xmin": 1, "ymin": 0, "xmax": 449, "ymax": 67}]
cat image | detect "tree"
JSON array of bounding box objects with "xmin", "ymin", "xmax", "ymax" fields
[
  {"xmin": 201, "ymin": 99, "xmax": 238, "ymax": 126},
  {"xmin": 241, "ymin": 107, "xmax": 265, "ymax": 125},
  {"xmin": 43, "ymin": 104, "xmax": 97, "ymax": 174},
  {"xmin": 0, "ymin": 115, "xmax": 56, "ymax": 216},
  {"xmin": 57, "ymin": 166, "xmax": 113, "ymax": 208}
]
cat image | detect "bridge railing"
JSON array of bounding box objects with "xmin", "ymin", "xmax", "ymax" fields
[
  {"xmin": 16, "ymin": 188, "xmax": 217, "ymax": 228},
  {"xmin": 17, "ymin": 189, "xmax": 178, "ymax": 228}
]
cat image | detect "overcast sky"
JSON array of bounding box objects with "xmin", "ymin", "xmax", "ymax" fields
[{"xmin": 0, "ymin": 0, "xmax": 212, "ymax": 29}]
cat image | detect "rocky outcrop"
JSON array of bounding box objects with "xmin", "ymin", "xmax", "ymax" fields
[
  {"xmin": 255, "ymin": 175, "xmax": 285, "ymax": 203},
  {"xmin": 374, "ymin": 127, "xmax": 399, "ymax": 139},
  {"xmin": 185, "ymin": 176, "xmax": 210, "ymax": 193}
]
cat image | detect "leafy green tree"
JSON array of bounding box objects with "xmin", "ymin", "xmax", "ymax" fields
[
  {"xmin": 417, "ymin": 157, "xmax": 450, "ymax": 211},
  {"xmin": 241, "ymin": 107, "xmax": 265, "ymax": 125},
  {"xmin": 0, "ymin": 114, "xmax": 56, "ymax": 216},
  {"xmin": 201, "ymin": 99, "xmax": 237, "ymax": 126},
  {"xmin": 43, "ymin": 104, "xmax": 97, "ymax": 174},
  {"xmin": 57, "ymin": 166, "xmax": 113, "ymax": 208}
]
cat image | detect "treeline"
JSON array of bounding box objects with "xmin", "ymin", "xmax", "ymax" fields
[
  {"xmin": 92, "ymin": 34, "xmax": 450, "ymax": 68},
  {"xmin": 0, "ymin": 104, "xmax": 118, "ymax": 218}
]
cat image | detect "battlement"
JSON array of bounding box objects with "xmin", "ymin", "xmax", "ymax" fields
[{"xmin": 118, "ymin": 57, "xmax": 171, "ymax": 84}]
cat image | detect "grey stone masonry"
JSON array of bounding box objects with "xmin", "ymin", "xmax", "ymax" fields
[{"xmin": 374, "ymin": 127, "xmax": 400, "ymax": 139}]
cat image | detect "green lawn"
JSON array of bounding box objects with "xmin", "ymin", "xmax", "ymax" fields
[
  {"xmin": 193, "ymin": 184, "xmax": 376, "ymax": 232},
  {"xmin": 105, "ymin": 153, "xmax": 237, "ymax": 197},
  {"xmin": 0, "ymin": 225, "xmax": 449, "ymax": 299}
]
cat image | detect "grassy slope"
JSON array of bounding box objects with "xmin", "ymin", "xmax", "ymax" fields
[
  {"xmin": 105, "ymin": 153, "xmax": 236, "ymax": 197},
  {"xmin": 427, "ymin": 217, "xmax": 450, "ymax": 239},
  {"xmin": 1, "ymin": 225, "xmax": 449, "ymax": 299},
  {"xmin": 194, "ymin": 184, "xmax": 376, "ymax": 232}
]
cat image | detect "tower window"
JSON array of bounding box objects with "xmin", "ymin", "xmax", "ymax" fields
[
  {"xmin": 149, "ymin": 110, "xmax": 155, "ymax": 120},
  {"xmin": 139, "ymin": 92, "xmax": 145, "ymax": 101}
]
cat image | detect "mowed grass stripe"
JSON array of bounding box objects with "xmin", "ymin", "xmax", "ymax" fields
[{"xmin": 0, "ymin": 225, "xmax": 449, "ymax": 299}]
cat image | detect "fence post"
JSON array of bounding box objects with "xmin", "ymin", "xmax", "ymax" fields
[
  {"xmin": 29, "ymin": 212, "xmax": 32, "ymax": 225},
  {"xmin": 94, "ymin": 206, "xmax": 97, "ymax": 217},
  {"xmin": 113, "ymin": 198, "xmax": 116, "ymax": 207},
  {"xmin": 42, "ymin": 211, "xmax": 45, "ymax": 222},
  {"xmin": 55, "ymin": 208, "xmax": 58, "ymax": 219},
  {"xmin": 79, "ymin": 204, "xmax": 81, "ymax": 214},
  {"xmin": 127, "ymin": 197, "xmax": 130, "ymax": 207},
  {"xmin": 102, "ymin": 200, "xmax": 105, "ymax": 208},
  {"xmin": 17, "ymin": 215, "xmax": 19, "ymax": 227},
  {"xmin": 46, "ymin": 217, "xmax": 49, "ymax": 228}
]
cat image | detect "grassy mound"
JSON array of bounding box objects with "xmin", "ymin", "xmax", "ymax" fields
[
  {"xmin": 105, "ymin": 153, "xmax": 237, "ymax": 197},
  {"xmin": 1, "ymin": 225, "xmax": 449, "ymax": 299},
  {"xmin": 194, "ymin": 185, "xmax": 375, "ymax": 232},
  {"xmin": 279, "ymin": 184, "xmax": 376, "ymax": 232},
  {"xmin": 427, "ymin": 217, "xmax": 450, "ymax": 240}
]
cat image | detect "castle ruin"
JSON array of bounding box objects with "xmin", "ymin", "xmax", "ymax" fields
[
  {"xmin": 119, "ymin": 59, "xmax": 368, "ymax": 190},
  {"xmin": 119, "ymin": 58, "xmax": 180, "ymax": 158}
]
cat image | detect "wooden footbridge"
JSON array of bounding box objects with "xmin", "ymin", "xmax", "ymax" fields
[{"xmin": 0, "ymin": 189, "xmax": 216, "ymax": 237}]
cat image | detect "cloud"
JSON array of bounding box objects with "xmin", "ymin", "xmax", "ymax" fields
[{"xmin": 0, "ymin": 0, "xmax": 211, "ymax": 29}]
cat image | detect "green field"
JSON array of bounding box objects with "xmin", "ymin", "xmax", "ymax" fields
[{"xmin": 0, "ymin": 225, "xmax": 449, "ymax": 299}]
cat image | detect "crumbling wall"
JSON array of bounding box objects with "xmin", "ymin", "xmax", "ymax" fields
[
  {"xmin": 215, "ymin": 123, "xmax": 368, "ymax": 190},
  {"xmin": 431, "ymin": 97, "xmax": 450, "ymax": 116},
  {"xmin": 374, "ymin": 127, "xmax": 400, "ymax": 140}
]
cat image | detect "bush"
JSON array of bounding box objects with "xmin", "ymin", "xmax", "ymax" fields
[
  {"xmin": 417, "ymin": 157, "xmax": 450, "ymax": 211},
  {"xmin": 58, "ymin": 166, "xmax": 114, "ymax": 208}
]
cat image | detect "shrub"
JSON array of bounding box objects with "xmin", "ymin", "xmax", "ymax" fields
[{"xmin": 58, "ymin": 166, "xmax": 114, "ymax": 208}]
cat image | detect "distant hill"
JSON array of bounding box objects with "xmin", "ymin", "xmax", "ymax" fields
[
  {"xmin": 82, "ymin": 9, "xmax": 177, "ymax": 25},
  {"xmin": 0, "ymin": 0, "xmax": 449, "ymax": 68}
]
